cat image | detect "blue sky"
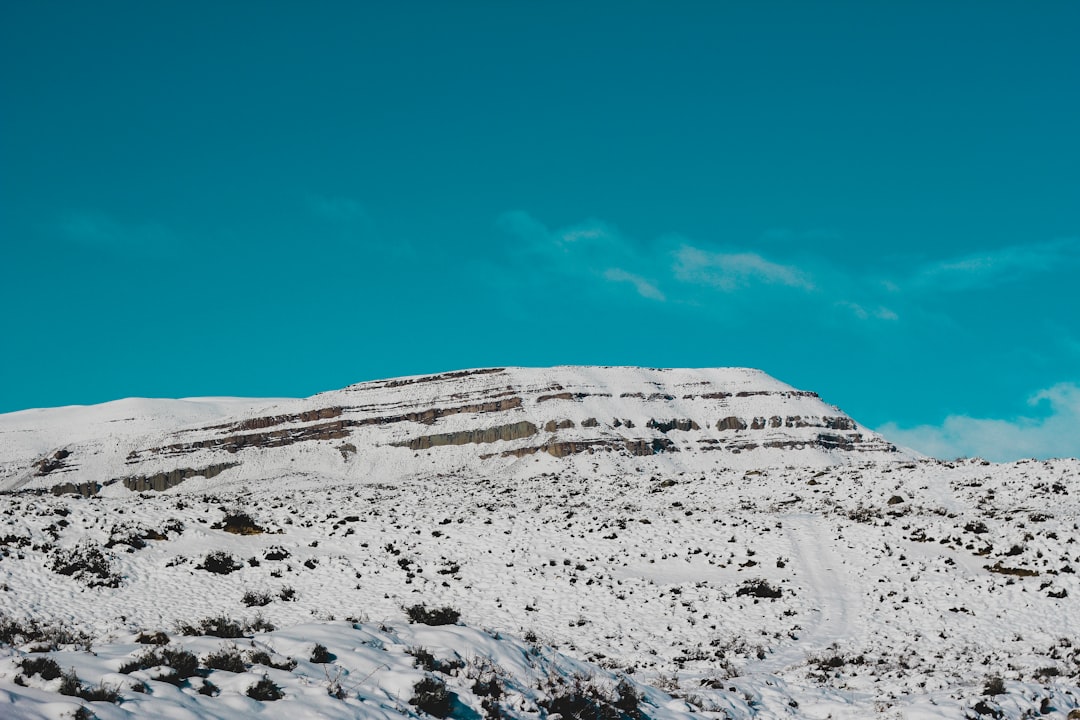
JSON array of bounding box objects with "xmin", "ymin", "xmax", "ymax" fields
[{"xmin": 2, "ymin": 2, "xmax": 1078, "ymax": 460}]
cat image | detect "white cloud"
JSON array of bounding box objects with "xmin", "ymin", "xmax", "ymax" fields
[
  {"xmin": 672, "ymin": 245, "xmax": 814, "ymax": 292},
  {"xmin": 603, "ymin": 269, "xmax": 665, "ymax": 301},
  {"xmin": 878, "ymin": 382, "xmax": 1080, "ymax": 461},
  {"xmin": 912, "ymin": 237, "xmax": 1080, "ymax": 292},
  {"xmin": 495, "ymin": 211, "xmax": 658, "ymax": 299},
  {"xmin": 836, "ymin": 301, "xmax": 899, "ymax": 321}
]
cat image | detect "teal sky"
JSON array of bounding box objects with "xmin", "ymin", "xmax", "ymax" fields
[{"xmin": 2, "ymin": 2, "xmax": 1078, "ymax": 460}]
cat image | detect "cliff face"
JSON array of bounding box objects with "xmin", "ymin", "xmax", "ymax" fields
[{"xmin": 0, "ymin": 366, "xmax": 906, "ymax": 495}]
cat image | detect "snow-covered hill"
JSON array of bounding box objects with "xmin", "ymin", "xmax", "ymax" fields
[
  {"xmin": 0, "ymin": 367, "xmax": 1077, "ymax": 719},
  {"xmin": 0, "ymin": 366, "xmax": 904, "ymax": 496}
]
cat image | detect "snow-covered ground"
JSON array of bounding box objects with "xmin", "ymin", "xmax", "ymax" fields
[
  {"xmin": 1, "ymin": 457, "xmax": 1078, "ymax": 719},
  {"xmin": 0, "ymin": 368, "xmax": 1077, "ymax": 719}
]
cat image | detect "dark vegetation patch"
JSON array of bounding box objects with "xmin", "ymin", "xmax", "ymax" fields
[
  {"xmin": 0, "ymin": 614, "xmax": 91, "ymax": 650},
  {"xmin": 405, "ymin": 604, "xmax": 461, "ymax": 626},
  {"xmin": 735, "ymin": 578, "xmax": 782, "ymax": 599},
  {"xmin": 119, "ymin": 646, "xmax": 199, "ymax": 684},
  {"xmin": 197, "ymin": 551, "xmax": 242, "ymax": 575},
  {"xmin": 48, "ymin": 542, "xmax": 120, "ymax": 587},
  {"xmin": 411, "ymin": 675, "xmax": 454, "ymax": 717},
  {"xmin": 538, "ymin": 675, "xmax": 644, "ymax": 720},
  {"xmin": 214, "ymin": 511, "xmax": 264, "ymax": 535},
  {"xmin": 176, "ymin": 615, "xmax": 248, "ymax": 638},
  {"xmin": 247, "ymin": 676, "xmax": 284, "ymax": 701}
]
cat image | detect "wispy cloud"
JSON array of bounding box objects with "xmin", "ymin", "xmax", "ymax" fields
[
  {"xmin": 58, "ymin": 212, "xmax": 180, "ymax": 256},
  {"xmin": 604, "ymin": 268, "xmax": 665, "ymax": 301},
  {"xmin": 495, "ymin": 211, "xmax": 663, "ymax": 300},
  {"xmin": 672, "ymin": 245, "xmax": 814, "ymax": 292},
  {"xmin": 836, "ymin": 301, "xmax": 899, "ymax": 322},
  {"xmin": 912, "ymin": 237, "xmax": 1080, "ymax": 292},
  {"xmin": 878, "ymin": 382, "xmax": 1080, "ymax": 461}
]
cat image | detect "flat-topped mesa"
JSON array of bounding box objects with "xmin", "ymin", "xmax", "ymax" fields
[{"xmin": 0, "ymin": 366, "xmax": 907, "ymax": 496}]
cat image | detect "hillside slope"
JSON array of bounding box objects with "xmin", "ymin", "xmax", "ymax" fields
[{"xmin": 0, "ymin": 366, "xmax": 904, "ymax": 496}]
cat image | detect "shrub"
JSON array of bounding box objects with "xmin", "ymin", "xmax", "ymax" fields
[
  {"xmin": 19, "ymin": 656, "xmax": 62, "ymax": 680},
  {"xmin": 614, "ymin": 678, "xmax": 644, "ymax": 720},
  {"xmin": 247, "ymin": 676, "xmax": 284, "ymax": 701},
  {"xmin": 735, "ymin": 578, "xmax": 782, "ymax": 599},
  {"xmin": 248, "ymin": 649, "xmax": 296, "ymax": 671},
  {"xmin": 119, "ymin": 646, "xmax": 199, "ymax": 683},
  {"xmin": 177, "ymin": 615, "xmax": 246, "ymax": 638},
  {"xmin": 0, "ymin": 615, "xmax": 92, "ymax": 651},
  {"xmin": 311, "ymin": 643, "xmax": 333, "ymax": 663},
  {"xmin": 278, "ymin": 586, "xmax": 297, "ymax": 601},
  {"xmin": 199, "ymin": 679, "xmax": 220, "ymax": 696},
  {"xmin": 541, "ymin": 677, "xmax": 627, "ymax": 720},
  {"xmin": 243, "ymin": 590, "xmax": 273, "ymax": 607},
  {"xmin": 216, "ymin": 511, "xmax": 264, "ymax": 535},
  {"xmin": 408, "ymin": 646, "xmax": 464, "ymax": 674},
  {"xmin": 264, "ymin": 546, "xmax": 290, "ymax": 561},
  {"xmin": 135, "ymin": 631, "xmax": 170, "ymax": 645},
  {"xmin": 79, "ymin": 683, "xmax": 121, "ymax": 702},
  {"xmin": 198, "ymin": 551, "xmax": 242, "ymax": 575},
  {"xmin": 203, "ymin": 645, "xmax": 246, "ymax": 673},
  {"xmin": 48, "ymin": 542, "xmax": 120, "ymax": 587},
  {"xmin": 248, "ymin": 615, "xmax": 276, "ymax": 633},
  {"xmin": 405, "ymin": 604, "xmax": 460, "ymax": 626},
  {"xmin": 411, "ymin": 675, "xmax": 453, "ymax": 718},
  {"xmin": 58, "ymin": 668, "xmax": 82, "ymax": 696},
  {"xmin": 983, "ymin": 676, "xmax": 1006, "ymax": 696},
  {"xmin": 473, "ymin": 677, "xmax": 503, "ymax": 698}
]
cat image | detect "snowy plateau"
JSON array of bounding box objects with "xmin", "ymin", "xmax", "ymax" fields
[{"xmin": 0, "ymin": 366, "xmax": 1076, "ymax": 720}]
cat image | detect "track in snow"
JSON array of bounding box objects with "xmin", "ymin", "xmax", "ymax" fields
[{"xmin": 752, "ymin": 513, "xmax": 861, "ymax": 675}]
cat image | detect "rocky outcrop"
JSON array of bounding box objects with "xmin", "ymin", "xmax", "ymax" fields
[
  {"xmin": 544, "ymin": 419, "xmax": 575, "ymax": 432},
  {"xmin": 34, "ymin": 449, "xmax": 74, "ymax": 476},
  {"xmin": 380, "ymin": 367, "xmax": 505, "ymax": 389},
  {"xmin": 355, "ymin": 398, "xmax": 523, "ymax": 427},
  {"xmin": 647, "ymin": 419, "xmax": 700, "ymax": 433},
  {"xmin": 581, "ymin": 418, "xmax": 600, "ymax": 427},
  {"xmin": 122, "ymin": 463, "xmax": 239, "ymax": 492},
  {"xmin": 682, "ymin": 391, "xmax": 732, "ymax": 400},
  {"xmin": 537, "ymin": 392, "xmax": 610, "ymax": 403},
  {"xmin": 140, "ymin": 420, "xmax": 354, "ymax": 458},
  {"xmin": 394, "ymin": 421, "xmax": 539, "ymax": 450},
  {"xmin": 493, "ymin": 437, "xmax": 678, "ymax": 459},
  {"xmin": 715, "ymin": 415, "xmax": 858, "ymax": 433},
  {"xmin": 50, "ymin": 481, "xmax": 100, "ymax": 497},
  {"xmin": 225, "ymin": 407, "xmax": 344, "ymax": 433}
]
